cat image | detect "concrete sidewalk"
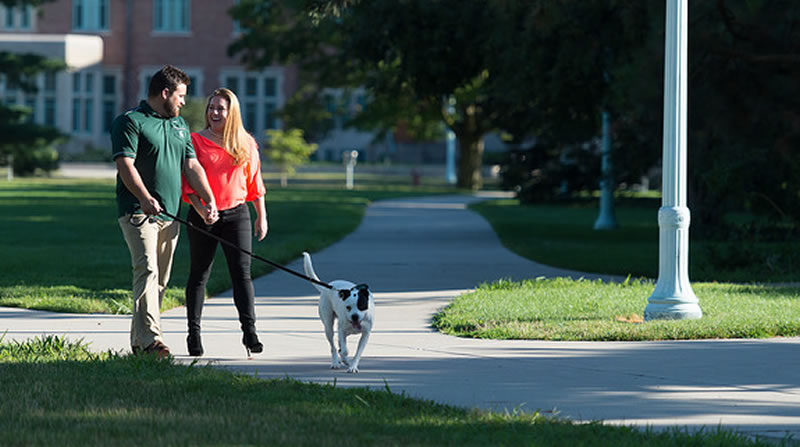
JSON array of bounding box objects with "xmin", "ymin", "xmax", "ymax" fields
[{"xmin": 3, "ymin": 194, "xmax": 799, "ymax": 441}]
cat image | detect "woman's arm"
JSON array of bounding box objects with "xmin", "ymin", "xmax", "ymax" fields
[{"xmin": 253, "ymin": 195, "xmax": 268, "ymax": 241}]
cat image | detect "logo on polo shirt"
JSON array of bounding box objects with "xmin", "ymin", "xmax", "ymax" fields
[{"xmin": 171, "ymin": 120, "xmax": 188, "ymax": 139}]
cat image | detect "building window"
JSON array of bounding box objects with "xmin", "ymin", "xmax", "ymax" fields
[
  {"xmin": 187, "ymin": 75, "xmax": 197, "ymax": 97},
  {"xmin": 264, "ymin": 103, "xmax": 276, "ymax": 130},
  {"xmin": 244, "ymin": 102, "xmax": 256, "ymax": 133},
  {"xmin": 225, "ymin": 76, "xmax": 238, "ymax": 95},
  {"xmin": 72, "ymin": 0, "xmax": 109, "ymax": 31},
  {"xmin": 102, "ymin": 100, "xmax": 115, "ymax": 133},
  {"xmin": 71, "ymin": 70, "xmax": 98, "ymax": 134},
  {"xmin": 24, "ymin": 95, "xmax": 36, "ymax": 123},
  {"xmin": 153, "ymin": 0, "xmax": 191, "ymax": 32},
  {"xmin": 102, "ymin": 74, "xmax": 117, "ymax": 133},
  {"xmin": 72, "ymin": 98, "xmax": 81, "ymax": 132},
  {"xmin": 245, "ymin": 77, "xmax": 257, "ymax": 97},
  {"xmin": 264, "ymin": 78, "xmax": 276, "ymax": 97},
  {"xmin": 232, "ymin": 0, "xmax": 241, "ymax": 34},
  {"xmin": 43, "ymin": 72, "xmax": 57, "ymax": 127},
  {"xmin": 85, "ymin": 72, "xmax": 94, "ymax": 93},
  {"xmin": 44, "ymin": 72, "xmax": 56, "ymax": 93},
  {"xmin": 4, "ymin": 78, "xmax": 18, "ymax": 105},
  {"xmin": 1, "ymin": 5, "xmax": 32, "ymax": 30},
  {"xmin": 44, "ymin": 98, "xmax": 56, "ymax": 127},
  {"xmin": 84, "ymin": 98, "xmax": 93, "ymax": 132}
]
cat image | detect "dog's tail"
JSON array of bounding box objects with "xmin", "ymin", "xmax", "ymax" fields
[{"xmin": 302, "ymin": 252, "xmax": 329, "ymax": 294}]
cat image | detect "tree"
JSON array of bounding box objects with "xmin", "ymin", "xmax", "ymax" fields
[
  {"xmin": 610, "ymin": 0, "xmax": 800, "ymax": 235},
  {"xmin": 0, "ymin": 0, "xmax": 66, "ymax": 176},
  {"xmin": 230, "ymin": 0, "xmax": 527, "ymax": 189},
  {"xmin": 265, "ymin": 128, "xmax": 318, "ymax": 187}
]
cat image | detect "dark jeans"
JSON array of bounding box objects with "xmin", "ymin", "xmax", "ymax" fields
[{"xmin": 185, "ymin": 204, "xmax": 257, "ymax": 336}]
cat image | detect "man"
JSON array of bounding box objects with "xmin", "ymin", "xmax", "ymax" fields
[{"xmin": 112, "ymin": 65, "xmax": 218, "ymax": 357}]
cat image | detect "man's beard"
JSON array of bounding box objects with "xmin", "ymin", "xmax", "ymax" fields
[{"xmin": 163, "ymin": 99, "xmax": 180, "ymax": 118}]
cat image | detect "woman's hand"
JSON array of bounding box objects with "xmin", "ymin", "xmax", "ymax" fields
[
  {"xmin": 254, "ymin": 217, "xmax": 268, "ymax": 241},
  {"xmin": 202, "ymin": 201, "xmax": 219, "ymax": 225}
]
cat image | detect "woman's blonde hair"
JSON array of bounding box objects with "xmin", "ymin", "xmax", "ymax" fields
[{"xmin": 205, "ymin": 88, "xmax": 253, "ymax": 166}]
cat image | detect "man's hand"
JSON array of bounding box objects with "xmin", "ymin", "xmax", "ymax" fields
[{"xmin": 140, "ymin": 195, "xmax": 163, "ymax": 216}]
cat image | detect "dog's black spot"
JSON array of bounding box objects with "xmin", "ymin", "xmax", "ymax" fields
[
  {"xmin": 357, "ymin": 286, "xmax": 370, "ymax": 311},
  {"xmin": 338, "ymin": 289, "xmax": 349, "ymax": 300}
]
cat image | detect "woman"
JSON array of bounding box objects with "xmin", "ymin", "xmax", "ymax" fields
[{"xmin": 182, "ymin": 88, "xmax": 268, "ymax": 357}]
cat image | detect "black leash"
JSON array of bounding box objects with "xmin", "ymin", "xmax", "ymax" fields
[{"xmin": 158, "ymin": 209, "xmax": 333, "ymax": 290}]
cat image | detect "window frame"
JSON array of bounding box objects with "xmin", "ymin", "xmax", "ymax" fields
[
  {"xmin": 72, "ymin": 0, "xmax": 110, "ymax": 32},
  {"xmin": 153, "ymin": 0, "xmax": 191, "ymax": 34}
]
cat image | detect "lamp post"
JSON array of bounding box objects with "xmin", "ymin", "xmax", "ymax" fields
[
  {"xmin": 343, "ymin": 150, "xmax": 358, "ymax": 190},
  {"xmin": 644, "ymin": 0, "xmax": 702, "ymax": 321},
  {"xmin": 594, "ymin": 110, "xmax": 618, "ymax": 230},
  {"xmin": 445, "ymin": 96, "xmax": 457, "ymax": 184}
]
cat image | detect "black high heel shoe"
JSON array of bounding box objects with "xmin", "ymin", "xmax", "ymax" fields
[
  {"xmin": 187, "ymin": 333, "xmax": 204, "ymax": 356},
  {"xmin": 243, "ymin": 332, "xmax": 263, "ymax": 357}
]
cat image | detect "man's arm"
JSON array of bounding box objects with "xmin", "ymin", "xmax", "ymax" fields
[
  {"xmin": 183, "ymin": 158, "xmax": 218, "ymax": 222},
  {"xmin": 115, "ymin": 157, "xmax": 161, "ymax": 215}
]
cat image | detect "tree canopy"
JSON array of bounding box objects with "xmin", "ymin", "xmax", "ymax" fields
[{"xmin": 229, "ymin": 0, "xmax": 800, "ymax": 235}]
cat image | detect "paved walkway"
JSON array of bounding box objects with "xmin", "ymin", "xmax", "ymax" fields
[{"xmin": 3, "ymin": 192, "xmax": 800, "ymax": 442}]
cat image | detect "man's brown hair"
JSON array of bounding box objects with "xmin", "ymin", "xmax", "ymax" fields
[{"xmin": 147, "ymin": 65, "xmax": 191, "ymax": 97}]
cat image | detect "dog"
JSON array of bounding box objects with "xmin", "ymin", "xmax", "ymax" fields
[{"xmin": 302, "ymin": 252, "xmax": 374, "ymax": 373}]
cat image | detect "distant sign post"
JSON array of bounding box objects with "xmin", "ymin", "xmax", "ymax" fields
[{"xmin": 644, "ymin": 0, "xmax": 702, "ymax": 321}]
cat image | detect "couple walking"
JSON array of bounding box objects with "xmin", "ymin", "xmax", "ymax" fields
[{"xmin": 112, "ymin": 65, "xmax": 267, "ymax": 358}]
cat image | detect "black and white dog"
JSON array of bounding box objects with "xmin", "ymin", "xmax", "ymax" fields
[{"xmin": 302, "ymin": 252, "xmax": 374, "ymax": 373}]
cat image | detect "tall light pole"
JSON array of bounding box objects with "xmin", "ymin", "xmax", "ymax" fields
[
  {"xmin": 594, "ymin": 109, "xmax": 618, "ymax": 230},
  {"xmin": 445, "ymin": 96, "xmax": 457, "ymax": 184},
  {"xmin": 644, "ymin": 0, "xmax": 702, "ymax": 320}
]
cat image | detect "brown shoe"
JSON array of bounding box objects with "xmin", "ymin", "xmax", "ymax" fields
[{"xmin": 143, "ymin": 341, "xmax": 171, "ymax": 358}]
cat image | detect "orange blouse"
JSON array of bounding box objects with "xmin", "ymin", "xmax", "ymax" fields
[{"xmin": 182, "ymin": 133, "xmax": 266, "ymax": 211}]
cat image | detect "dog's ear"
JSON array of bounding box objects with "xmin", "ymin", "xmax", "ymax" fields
[
  {"xmin": 338, "ymin": 289, "xmax": 350, "ymax": 300},
  {"xmin": 357, "ymin": 284, "xmax": 370, "ymax": 311}
]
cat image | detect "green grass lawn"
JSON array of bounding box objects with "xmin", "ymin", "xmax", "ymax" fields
[
  {"xmin": 434, "ymin": 278, "xmax": 800, "ymax": 340},
  {"xmin": 0, "ymin": 336, "xmax": 766, "ymax": 447},
  {"xmin": 0, "ymin": 177, "xmax": 453, "ymax": 313},
  {"xmin": 436, "ymin": 198, "xmax": 800, "ymax": 340},
  {"xmin": 470, "ymin": 197, "xmax": 800, "ymax": 283}
]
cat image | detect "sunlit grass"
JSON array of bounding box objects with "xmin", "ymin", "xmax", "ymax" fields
[
  {"xmin": 434, "ymin": 278, "xmax": 800, "ymax": 340},
  {"xmin": 0, "ymin": 336, "xmax": 767, "ymax": 446}
]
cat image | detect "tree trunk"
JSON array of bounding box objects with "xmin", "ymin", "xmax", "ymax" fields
[{"xmin": 456, "ymin": 133, "xmax": 484, "ymax": 190}]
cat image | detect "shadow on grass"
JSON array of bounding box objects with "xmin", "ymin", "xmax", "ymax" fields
[{"xmin": 0, "ymin": 350, "xmax": 766, "ymax": 447}]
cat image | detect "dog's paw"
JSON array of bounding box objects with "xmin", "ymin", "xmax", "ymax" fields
[
  {"xmin": 346, "ymin": 365, "xmax": 359, "ymax": 373},
  {"xmin": 331, "ymin": 360, "xmax": 344, "ymax": 369}
]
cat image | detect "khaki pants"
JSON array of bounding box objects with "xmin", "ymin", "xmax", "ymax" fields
[{"xmin": 118, "ymin": 214, "xmax": 180, "ymax": 350}]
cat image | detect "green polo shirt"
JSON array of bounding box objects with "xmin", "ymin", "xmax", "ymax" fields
[{"xmin": 111, "ymin": 100, "xmax": 196, "ymax": 219}]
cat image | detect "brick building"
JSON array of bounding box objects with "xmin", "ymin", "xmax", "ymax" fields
[{"xmin": 0, "ymin": 0, "xmax": 292, "ymax": 155}]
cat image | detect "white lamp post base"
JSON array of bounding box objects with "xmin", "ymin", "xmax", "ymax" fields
[{"xmin": 644, "ymin": 206, "xmax": 702, "ymax": 321}]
